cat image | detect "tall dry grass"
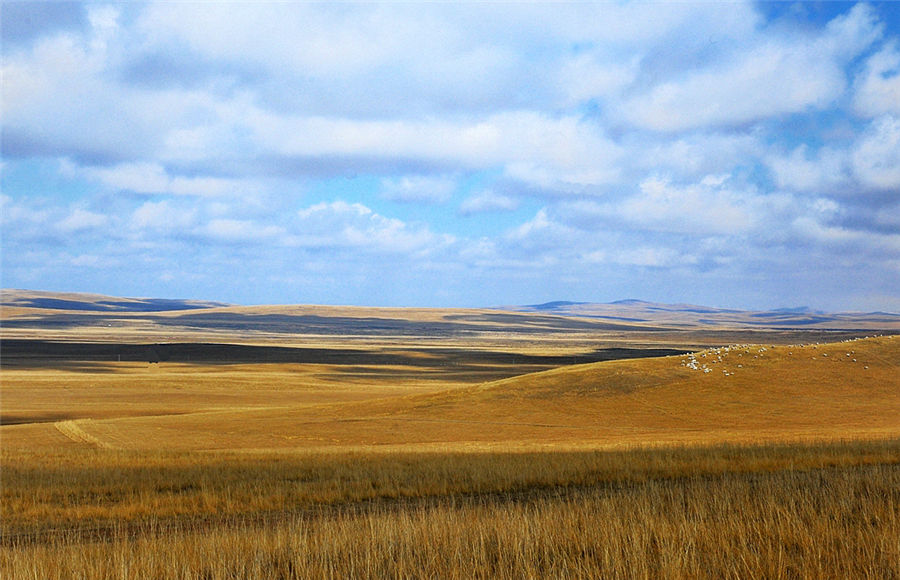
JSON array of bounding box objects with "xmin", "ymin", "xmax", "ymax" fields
[
  {"xmin": 3, "ymin": 439, "xmax": 899, "ymax": 578},
  {"xmin": 4, "ymin": 438, "xmax": 898, "ymax": 538},
  {"xmin": 4, "ymin": 462, "xmax": 898, "ymax": 579}
]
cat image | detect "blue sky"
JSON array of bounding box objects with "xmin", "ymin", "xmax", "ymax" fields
[{"xmin": 2, "ymin": 1, "xmax": 899, "ymax": 310}]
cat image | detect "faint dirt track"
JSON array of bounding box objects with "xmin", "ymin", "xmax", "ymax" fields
[{"xmin": 54, "ymin": 420, "xmax": 115, "ymax": 449}]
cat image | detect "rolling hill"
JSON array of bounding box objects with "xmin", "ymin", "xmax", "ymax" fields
[
  {"xmin": 516, "ymin": 299, "xmax": 900, "ymax": 331},
  {"xmin": 0, "ymin": 289, "xmax": 229, "ymax": 312},
  {"xmin": 3, "ymin": 335, "xmax": 896, "ymax": 453},
  {"xmin": 2, "ymin": 289, "xmax": 897, "ymax": 453}
]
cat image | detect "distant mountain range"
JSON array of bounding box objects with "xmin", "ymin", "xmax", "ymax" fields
[
  {"xmin": 516, "ymin": 299, "xmax": 900, "ymax": 330},
  {"xmin": 2, "ymin": 290, "xmax": 899, "ymax": 331}
]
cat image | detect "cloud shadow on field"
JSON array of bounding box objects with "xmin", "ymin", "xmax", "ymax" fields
[
  {"xmin": 1, "ymin": 310, "xmax": 668, "ymax": 335},
  {"xmin": 0, "ymin": 339, "xmax": 687, "ymax": 375}
]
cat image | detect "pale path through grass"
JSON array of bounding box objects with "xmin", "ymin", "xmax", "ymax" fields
[{"xmin": 52, "ymin": 420, "xmax": 116, "ymax": 449}]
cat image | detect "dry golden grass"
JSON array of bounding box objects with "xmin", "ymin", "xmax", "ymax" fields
[
  {"xmin": 4, "ymin": 439, "xmax": 895, "ymax": 538},
  {"xmin": 2, "ymin": 330, "xmax": 898, "ymax": 577},
  {"xmin": 0, "ymin": 362, "xmax": 445, "ymax": 426},
  {"xmin": 3, "ymin": 441, "xmax": 898, "ymax": 579},
  {"xmin": 4, "ymin": 336, "xmax": 895, "ymax": 453},
  {"xmin": 366, "ymin": 335, "xmax": 900, "ymax": 447}
]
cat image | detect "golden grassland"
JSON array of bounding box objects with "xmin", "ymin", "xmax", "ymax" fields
[
  {"xmin": 3, "ymin": 336, "xmax": 897, "ymax": 452},
  {"xmin": 2, "ymin": 331, "xmax": 898, "ymax": 577},
  {"xmin": 0, "ymin": 361, "xmax": 451, "ymax": 426},
  {"xmin": 2, "ymin": 441, "xmax": 899, "ymax": 578},
  {"xmin": 2, "ymin": 439, "xmax": 898, "ymax": 536}
]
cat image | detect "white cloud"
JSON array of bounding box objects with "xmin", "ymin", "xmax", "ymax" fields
[
  {"xmin": 767, "ymin": 145, "xmax": 852, "ymax": 193},
  {"xmin": 623, "ymin": 45, "xmax": 837, "ymax": 131},
  {"xmin": 613, "ymin": 247, "xmax": 688, "ymax": 268},
  {"xmin": 139, "ymin": 3, "xmax": 414, "ymax": 77},
  {"xmin": 199, "ymin": 219, "xmax": 284, "ymax": 243},
  {"xmin": 86, "ymin": 4, "xmax": 120, "ymax": 52},
  {"xmin": 459, "ymin": 190, "xmax": 519, "ymax": 215},
  {"xmin": 0, "ymin": 195, "xmax": 51, "ymax": 228},
  {"xmin": 131, "ymin": 200, "xmax": 197, "ymax": 231},
  {"xmin": 506, "ymin": 208, "xmax": 580, "ymax": 253},
  {"xmin": 1, "ymin": 29, "xmax": 165, "ymax": 161},
  {"xmin": 791, "ymin": 215, "xmax": 900, "ymax": 257},
  {"xmin": 292, "ymin": 201, "xmax": 450, "ymax": 254},
  {"xmin": 67, "ymin": 160, "xmax": 258, "ymax": 197},
  {"xmin": 247, "ymin": 110, "xmax": 622, "ymax": 190},
  {"xmin": 134, "ymin": 2, "xmax": 759, "ymax": 116},
  {"xmin": 628, "ymin": 132, "xmax": 762, "ymax": 179},
  {"xmin": 556, "ymin": 53, "xmax": 639, "ymax": 106},
  {"xmin": 791, "ymin": 216, "xmax": 860, "ymax": 246},
  {"xmin": 854, "ymin": 42, "xmax": 900, "ymax": 117},
  {"xmin": 852, "ymin": 115, "xmax": 900, "ymax": 190},
  {"xmin": 620, "ymin": 4, "xmax": 881, "ymax": 131},
  {"xmin": 57, "ymin": 208, "xmax": 108, "ymax": 233},
  {"xmin": 70, "ymin": 253, "xmax": 116, "ymax": 268},
  {"xmin": 608, "ymin": 176, "xmax": 762, "ymax": 236},
  {"xmin": 75, "ymin": 161, "xmax": 169, "ymax": 193},
  {"xmin": 765, "ymin": 115, "xmax": 900, "ymax": 196},
  {"xmin": 380, "ymin": 175, "xmax": 455, "ymax": 204}
]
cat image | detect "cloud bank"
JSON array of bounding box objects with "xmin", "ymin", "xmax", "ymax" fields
[{"xmin": 2, "ymin": 2, "xmax": 898, "ymax": 310}]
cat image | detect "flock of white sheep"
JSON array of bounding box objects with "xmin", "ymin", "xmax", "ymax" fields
[{"xmin": 679, "ymin": 335, "xmax": 886, "ymax": 376}]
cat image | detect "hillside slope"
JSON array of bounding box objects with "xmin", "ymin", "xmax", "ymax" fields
[{"xmin": 4, "ymin": 337, "xmax": 896, "ymax": 452}]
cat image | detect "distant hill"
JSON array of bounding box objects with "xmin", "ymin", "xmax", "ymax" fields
[
  {"xmin": 0, "ymin": 290, "xmax": 229, "ymax": 313},
  {"xmin": 2, "ymin": 290, "xmax": 898, "ymax": 333},
  {"xmin": 510, "ymin": 299, "xmax": 900, "ymax": 331}
]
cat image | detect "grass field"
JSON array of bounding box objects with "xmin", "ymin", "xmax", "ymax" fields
[
  {"xmin": 3, "ymin": 441, "xmax": 899, "ymax": 578},
  {"xmin": 2, "ymin": 295, "xmax": 898, "ymax": 577},
  {"xmin": 3, "ymin": 336, "xmax": 897, "ymax": 452}
]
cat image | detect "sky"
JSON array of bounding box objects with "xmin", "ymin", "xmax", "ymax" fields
[{"xmin": 2, "ymin": 1, "xmax": 899, "ymax": 311}]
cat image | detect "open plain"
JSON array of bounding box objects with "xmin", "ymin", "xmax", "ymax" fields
[{"xmin": 2, "ymin": 290, "xmax": 899, "ymax": 578}]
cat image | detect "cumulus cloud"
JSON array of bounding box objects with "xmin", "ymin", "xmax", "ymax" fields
[
  {"xmin": 556, "ymin": 53, "xmax": 639, "ymax": 107},
  {"xmin": 611, "ymin": 247, "xmax": 690, "ymax": 268},
  {"xmin": 1, "ymin": 9, "xmax": 162, "ymax": 163},
  {"xmin": 459, "ymin": 190, "xmax": 519, "ymax": 215},
  {"xmin": 131, "ymin": 200, "xmax": 197, "ymax": 231},
  {"xmin": 852, "ymin": 115, "xmax": 900, "ymax": 190},
  {"xmin": 244, "ymin": 110, "xmax": 623, "ymax": 192},
  {"xmin": 505, "ymin": 208, "xmax": 581, "ymax": 254},
  {"xmin": 622, "ymin": 46, "xmax": 838, "ymax": 130},
  {"xmin": 199, "ymin": 219, "xmax": 285, "ymax": 243},
  {"xmin": 380, "ymin": 175, "xmax": 455, "ymax": 204},
  {"xmin": 1, "ymin": 195, "xmax": 50, "ymax": 229},
  {"xmin": 557, "ymin": 176, "xmax": 769, "ymax": 237},
  {"xmin": 57, "ymin": 208, "xmax": 109, "ymax": 234},
  {"xmin": 627, "ymin": 132, "xmax": 762, "ymax": 180},
  {"xmin": 764, "ymin": 114, "xmax": 900, "ymax": 198},
  {"xmin": 854, "ymin": 42, "xmax": 900, "ymax": 117},
  {"xmin": 767, "ymin": 145, "xmax": 852, "ymax": 193},
  {"xmin": 619, "ymin": 176, "xmax": 762, "ymax": 235},
  {"xmin": 68, "ymin": 161, "xmax": 257, "ymax": 197},
  {"xmin": 292, "ymin": 201, "xmax": 451, "ymax": 254},
  {"xmin": 620, "ymin": 3, "xmax": 881, "ymax": 131}
]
